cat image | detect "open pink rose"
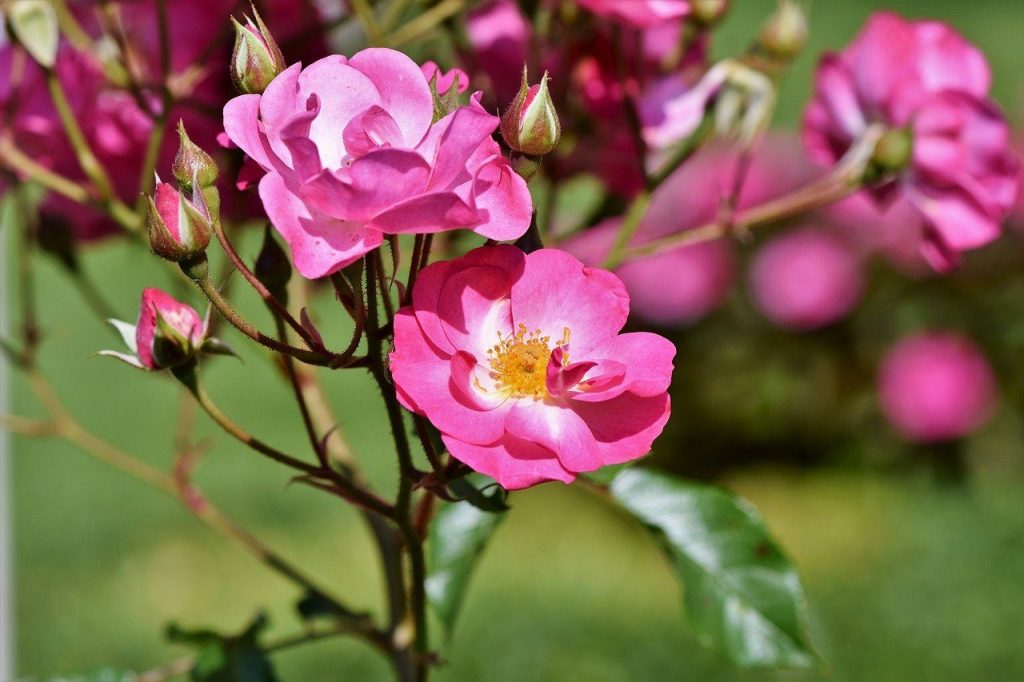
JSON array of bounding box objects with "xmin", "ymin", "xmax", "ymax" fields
[
  {"xmin": 579, "ymin": 0, "xmax": 690, "ymax": 27},
  {"xmin": 803, "ymin": 12, "xmax": 1019, "ymax": 271},
  {"xmin": 878, "ymin": 332, "xmax": 998, "ymax": 442},
  {"xmin": 223, "ymin": 48, "xmax": 532, "ymax": 279},
  {"xmin": 389, "ymin": 246, "xmax": 675, "ymax": 489}
]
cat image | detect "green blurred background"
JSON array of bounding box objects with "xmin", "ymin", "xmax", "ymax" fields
[{"xmin": 5, "ymin": 1, "xmax": 1024, "ymax": 680}]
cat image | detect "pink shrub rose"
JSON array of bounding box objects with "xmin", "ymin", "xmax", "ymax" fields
[
  {"xmin": 223, "ymin": 48, "xmax": 532, "ymax": 279},
  {"xmin": 579, "ymin": 0, "xmax": 690, "ymax": 27},
  {"xmin": 389, "ymin": 246, "xmax": 675, "ymax": 489},
  {"xmin": 803, "ymin": 12, "xmax": 1019, "ymax": 271},
  {"xmin": 878, "ymin": 332, "xmax": 998, "ymax": 442},
  {"xmin": 748, "ymin": 228, "xmax": 864, "ymax": 331}
]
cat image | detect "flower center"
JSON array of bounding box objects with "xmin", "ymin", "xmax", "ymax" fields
[{"xmin": 487, "ymin": 324, "xmax": 570, "ymax": 399}]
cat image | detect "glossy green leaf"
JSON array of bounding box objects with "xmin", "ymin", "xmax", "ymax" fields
[
  {"xmin": 610, "ymin": 468, "xmax": 817, "ymax": 669},
  {"xmin": 426, "ymin": 500, "xmax": 506, "ymax": 633},
  {"xmin": 7, "ymin": 0, "xmax": 59, "ymax": 67},
  {"xmin": 446, "ymin": 474, "xmax": 509, "ymax": 512},
  {"xmin": 167, "ymin": 612, "xmax": 280, "ymax": 682}
]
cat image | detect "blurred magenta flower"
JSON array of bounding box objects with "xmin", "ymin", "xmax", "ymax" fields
[
  {"xmin": 564, "ymin": 136, "xmax": 814, "ymax": 326},
  {"xmin": 464, "ymin": 0, "xmax": 532, "ymax": 106},
  {"xmin": 578, "ymin": 0, "xmax": 691, "ymax": 27},
  {"xmin": 389, "ymin": 246, "xmax": 674, "ymax": 489},
  {"xmin": 223, "ymin": 48, "xmax": 531, "ymax": 279},
  {"xmin": 878, "ymin": 332, "xmax": 998, "ymax": 442},
  {"xmin": 803, "ymin": 12, "xmax": 1019, "ymax": 271},
  {"xmin": 748, "ymin": 228, "xmax": 864, "ymax": 331}
]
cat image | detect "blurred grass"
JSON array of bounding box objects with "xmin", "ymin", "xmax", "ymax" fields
[{"xmin": 5, "ymin": 0, "xmax": 1024, "ymax": 680}]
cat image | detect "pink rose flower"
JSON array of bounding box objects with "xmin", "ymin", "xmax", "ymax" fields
[
  {"xmin": 389, "ymin": 246, "xmax": 675, "ymax": 489},
  {"xmin": 803, "ymin": 12, "xmax": 1019, "ymax": 271},
  {"xmin": 579, "ymin": 0, "xmax": 690, "ymax": 27},
  {"xmin": 748, "ymin": 228, "xmax": 864, "ymax": 331},
  {"xmin": 223, "ymin": 48, "xmax": 532, "ymax": 279},
  {"xmin": 878, "ymin": 332, "xmax": 998, "ymax": 442}
]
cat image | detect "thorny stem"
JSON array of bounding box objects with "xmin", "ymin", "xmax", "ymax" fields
[
  {"xmin": 272, "ymin": 314, "xmax": 328, "ymax": 468},
  {"xmin": 366, "ymin": 252, "xmax": 431, "ymax": 681},
  {"xmin": 194, "ymin": 272, "xmax": 356, "ymax": 368},
  {"xmin": 405, "ymin": 234, "xmax": 433, "ymax": 305},
  {"xmin": 211, "ymin": 219, "xmax": 321, "ymax": 350}
]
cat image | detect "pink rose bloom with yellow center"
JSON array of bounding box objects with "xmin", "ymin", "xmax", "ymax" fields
[
  {"xmin": 389, "ymin": 246, "xmax": 675, "ymax": 490},
  {"xmin": 223, "ymin": 48, "xmax": 532, "ymax": 279}
]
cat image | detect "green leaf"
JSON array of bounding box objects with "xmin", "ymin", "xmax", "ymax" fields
[
  {"xmin": 609, "ymin": 468, "xmax": 818, "ymax": 669},
  {"xmin": 167, "ymin": 612, "xmax": 280, "ymax": 682},
  {"xmin": 446, "ymin": 474, "xmax": 509, "ymax": 513},
  {"xmin": 426, "ymin": 500, "xmax": 506, "ymax": 633},
  {"xmin": 7, "ymin": 0, "xmax": 59, "ymax": 67}
]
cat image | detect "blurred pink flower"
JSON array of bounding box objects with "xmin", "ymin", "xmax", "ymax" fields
[
  {"xmin": 390, "ymin": 246, "xmax": 674, "ymax": 489},
  {"xmin": 878, "ymin": 332, "xmax": 998, "ymax": 442},
  {"xmin": 748, "ymin": 228, "xmax": 864, "ymax": 331},
  {"xmin": 803, "ymin": 12, "xmax": 1019, "ymax": 271},
  {"xmin": 223, "ymin": 48, "xmax": 531, "ymax": 279},
  {"xmin": 579, "ymin": 0, "xmax": 690, "ymax": 27},
  {"xmin": 464, "ymin": 0, "xmax": 531, "ymax": 107},
  {"xmin": 564, "ymin": 136, "xmax": 815, "ymax": 326}
]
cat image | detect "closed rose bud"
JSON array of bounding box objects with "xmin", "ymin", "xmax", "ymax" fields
[
  {"xmin": 146, "ymin": 180, "xmax": 213, "ymax": 262},
  {"xmin": 691, "ymin": 0, "xmax": 730, "ymax": 27},
  {"xmin": 758, "ymin": 0, "xmax": 808, "ymax": 60},
  {"xmin": 500, "ymin": 68, "xmax": 561, "ymax": 157},
  {"xmin": 101, "ymin": 289, "xmax": 208, "ymax": 371},
  {"xmin": 230, "ymin": 7, "xmax": 286, "ymax": 95},
  {"xmin": 172, "ymin": 120, "xmax": 219, "ymax": 191}
]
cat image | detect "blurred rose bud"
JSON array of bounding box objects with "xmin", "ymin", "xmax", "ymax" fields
[
  {"xmin": 758, "ymin": 0, "xmax": 808, "ymax": 60},
  {"xmin": 691, "ymin": 0, "xmax": 730, "ymax": 27},
  {"xmin": 101, "ymin": 289, "xmax": 208, "ymax": 371},
  {"xmin": 146, "ymin": 179, "xmax": 214, "ymax": 262},
  {"xmin": 878, "ymin": 332, "xmax": 998, "ymax": 442},
  {"xmin": 749, "ymin": 228, "xmax": 863, "ymax": 331},
  {"xmin": 254, "ymin": 225, "xmax": 292, "ymax": 305},
  {"xmin": 500, "ymin": 69, "xmax": 561, "ymax": 157},
  {"xmin": 172, "ymin": 120, "xmax": 219, "ymax": 191},
  {"xmin": 230, "ymin": 8, "xmax": 286, "ymax": 95}
]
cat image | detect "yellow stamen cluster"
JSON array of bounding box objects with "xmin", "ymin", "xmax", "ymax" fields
[{"xmin": 487, "ymin": 324, "xmax": 570, "ymax": 399}]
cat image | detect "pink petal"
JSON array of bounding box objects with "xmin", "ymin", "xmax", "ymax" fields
[
  {"xmin": 442, "ymin": 434, "xmax": 575, "ymax": 490},
  {"xmin": 223, "ymin": 94, "xmax": 273, "ymax": 169},
  {"xmin": 349, "ymin": 48, "xmax": 434, "ymax": 148},
  {"xmin": 466, "ymin": 155, "xmax": 532, "ymax": 241},
  {"xmin": 302, "ymin": 148, "xmax": 432, "ymax": 222},
  {"xmin": 511, "ymin": 249, "xmax": 630, "ymax": 356},
  {"xmin": 296, "ymin": 56, "xmax": 381, "ymax": 168},
  {"xmin": 505, "ymin": 400, "xmax": 603, "ymax": 473},
  {"xmin": 573, "ymin": 332, "xmax": 676, "ymax": 402},
  {"xmin": 258, "ymin": 172, "xmax": 382, "ymax": 279},
  {"xmin": 368, "ymin": 191, "xmax": 480, "ymax": 234},
  {"xmin": 437, "ymin": 264, "xmax": 514, "ymax": 359},
  {"xmin": 571, "ymin": 392, "xmax": 671, "ymax": 466}
]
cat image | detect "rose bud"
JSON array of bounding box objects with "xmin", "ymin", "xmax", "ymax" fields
[
  {"xmin": 101, "ymin": 289, "xmax": 208, "ymax": 371},
  {"xmin": 230, "ymin": 7, "xmax": 286, "ymax": 95},
  {"xmin": 500, "ymin": 68, "xmax": 561, "ymax": 157},
  {"xmin": 691, "ymin": 0, "xmax": 730, "ymax": 27},
  {"xmin": 757, "ymin": 0, "xmax": 808, "ymax": 60},
  {"xmin": 146, "ymin": 178, "xmax": 214, "ymax": 262},
  {"xmin": 172, "ymin": 120, "xmax": 219, "ymax": 192}
]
